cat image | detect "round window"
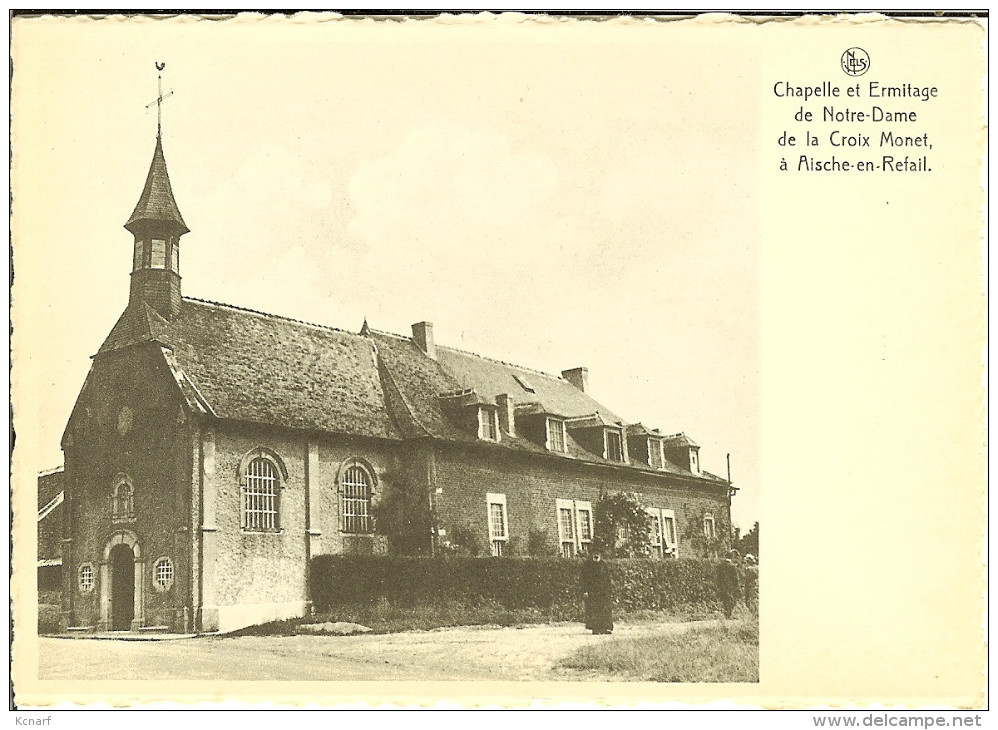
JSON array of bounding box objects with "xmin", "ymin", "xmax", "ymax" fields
[
  {"xmin": 153, "ymin": 557, "xmax": 174, "ymax": 592},
  {"xmin": 78, "ymin": 563, "xmax": 95, "ymax": 593}
]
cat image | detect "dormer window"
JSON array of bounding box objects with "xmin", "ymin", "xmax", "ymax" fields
[
  {"xmin": 690, "ymin": 449, "xmax": 700, "ymax": 474},
  {"xmin": 648, "ymin": 438, "xmax": 665, "ymax": 469},
  {"xmin": 546, "ymin": 418, "xmax": 567, "ymax": 452},
  {"xmin": 604, "ymin": 429, "xmax": 624, "ymax": 462},
  {"xmin": 478, "ymin": 406, "xmax": 499, "ymax": 441}
]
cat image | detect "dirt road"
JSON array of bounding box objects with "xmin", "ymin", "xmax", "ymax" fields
[{"xmin": 39, "ymin": 620, "xmax": 716, "ymax": 682}]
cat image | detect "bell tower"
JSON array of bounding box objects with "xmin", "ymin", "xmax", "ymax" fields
[{"xmin": 124, "ymin": 62, "xmax": 189, "ymax": 320}]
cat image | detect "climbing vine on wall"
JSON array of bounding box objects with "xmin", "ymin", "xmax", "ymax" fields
[{"xmin": 592, "ymin": 492, "xmax": 653, "ymax": 558}]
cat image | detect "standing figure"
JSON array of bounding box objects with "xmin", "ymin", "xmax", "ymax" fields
[
  {"xmin": 582, "ymin": 555, "xmax": 614, "ymax": 635},
  {"xmin": 717, "ymin": 548, "xmax": 742, "ymax": 619},
  {"xmin": 743, "ymin": 553, "xmax": 759, "ymax": 613}
]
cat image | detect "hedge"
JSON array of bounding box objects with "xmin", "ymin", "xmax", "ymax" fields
[{"xmin": 309, "ymin": 555, "xmax": 721, "ymax": 618}]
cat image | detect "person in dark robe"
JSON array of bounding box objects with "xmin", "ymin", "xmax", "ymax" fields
[
  {"xmin": 582, "ymin": 555, "xmax": 613, "ymax": 635},
  {"xmin": 717, "ymin": 548, "xmax": 742, "ymax": 619}
]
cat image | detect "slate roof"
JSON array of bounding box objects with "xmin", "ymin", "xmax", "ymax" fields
[
  {"xmin": 124, "ymin": 136, "xmax": 189, "ymax": 235},
  {"xmin": 663, "ymin": 433, "xmax": 700, "ymax": 448},
  {"xmin": 37, "ymin": 468, "xmax": 65, "ymax": 512},
  {"xmin": 92, "ymin": 297, "xmax": 725, "ymax": 484},
  {"xmin": 436, "ymin": 346, "xmax": 625, "ymax": 423},
  {"xmin": 367, "ymin": 329, "xmax": 726, "ymax": 483},
  {"xmin": 98, "ymin": 298, "xmax": 398, "ymax": 440}
]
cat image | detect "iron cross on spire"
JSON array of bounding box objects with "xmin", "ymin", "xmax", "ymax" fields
[{"xmin": 146, "ymin": 61, "xmax": 174, "ymax": 138}]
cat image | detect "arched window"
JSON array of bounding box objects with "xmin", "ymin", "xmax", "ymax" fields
[
  {"xmin": 341, "ymin": 462, "xmax": 374, "ymax": 534},
  {"xmin": 243, "ymin": 457, "xmax": 280, "ymax": 531},
  {"xmin": 112, "ymin": 475, "xmax": 135, "ymax": 523}
]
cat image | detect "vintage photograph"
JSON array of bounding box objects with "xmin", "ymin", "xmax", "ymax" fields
[
  {"xmin": 18, "ymin": 11, "xmax": 758, "ymax": 687},
  {"xmin": 11, "ymin": 11, "xmax": 985, "ymax": 711}
]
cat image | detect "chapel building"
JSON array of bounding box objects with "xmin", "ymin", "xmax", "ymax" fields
[{"xmin": 39, "ymin": 126, "xmax": 736, "ymax": 634}]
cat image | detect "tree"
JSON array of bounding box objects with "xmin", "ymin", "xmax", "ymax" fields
[
  {"xmin": 734, "ymin": 521, "xmax": 759, "ymax": 560},
  {"xmin": 371, "ymin": 476, "xmax": 432, "ymax": 555},
  {"xmin": 592, "ymin": 492, "xmax": 653, "ymax": 558}
]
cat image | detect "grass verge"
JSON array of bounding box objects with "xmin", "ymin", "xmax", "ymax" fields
[
  {"xmin": 227, "ymin": 599, "xmax": 571, "ymax": 636},
  {"xmin": 225, "ymin": 599, "xmax": 727, "ymax": 637},
  {"xmin": 558, "ymin": 617, "xmax": 759, "ymax": 683}
]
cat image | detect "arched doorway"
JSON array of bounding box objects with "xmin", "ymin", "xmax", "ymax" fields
[
  {"xmin": 110, "ymin": 544, "xmax": 135, "ymax": 630},
  {"xmin": 99, "ymin": 530, "xmax": 144, "ymax": 632}
]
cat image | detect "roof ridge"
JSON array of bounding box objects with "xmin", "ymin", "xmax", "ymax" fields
[
  {"xmin": 438, "ymin": 344, "xmax": 562, "ymax": 380},
  {"xmin": 183, "ymin": 296, "xmax": 359, "ymax": 337},
  {"xmin": 367, "ymin": 326, "xmax": 570, "ymax": 381},
  {"xmin": 365, "ymin": 327, "xmax": 411, "ymax": 341}
]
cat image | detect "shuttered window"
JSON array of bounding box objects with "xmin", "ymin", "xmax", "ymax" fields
[
  {"xmin": 647, "ymin": 507, "xmax": 680, "ymax": 558},
  {"xmin": 133, "ymin": 240, "xmax": 144, "ymax": 271},
  {"xmin": 479, "ymin": 407, "xmax": 499, "ymax": 441},
  {"xmin": 546, "ymin": 418, "xmax": 567, "ymax": 452},
  {"xmin": 605, "ymin": 429, "xmax": 624, "ymax": 462},
  {"xmin": 648, "ymin": 438, "xmax": 664, "ymax": 469},
  {"xmin": 150, "ymin": 238, "xmax": 167, "ymax": 269}
]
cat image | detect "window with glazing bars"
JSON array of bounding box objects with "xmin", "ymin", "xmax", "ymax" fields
[
  {"xmin": 577, "ymin": 506, "xmax": 593, "ymax": 554},
  {"xmin": 155, "ymin": 558, "xmax": 174, "ymax": 590},
  {"xmin": 487, "ymin": 495, "xmax": 507, "ymax": 557},
  {"xmin": 342, "ymin": 465, "xmax": 372, "ymax": 533},
  {"xmin": 113, "ymin": 480, "xmax": 134, "ymax": 521},
  {"xmin": 547, "ymin": 418, "xmax": 567, "ymax": 452},
  {"xmin": 703, "ymin": 514, "xmax": 716, "ymax": 540},
  {"xmin": 558, "ymin": 507, "xmax": 575, "ymax": 557},
  {"xmin": 606, "ymin": 430, "xmax": 624, "ymax": 462},
  {"xmin": 244, "ymin": 457, "xmax": 278, "ymax": 530},
  {"xmin": 489, "ymin": 502, "xmax": 506, "ymax": 558}
]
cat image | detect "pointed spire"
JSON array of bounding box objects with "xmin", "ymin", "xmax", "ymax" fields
[
  {"xmin": 126, "ymin": 62, "xmax": 186, "ymax": 236},
  {"xmin": 124, "ymin": 134, "xmax": 189, "ymax": 236}
]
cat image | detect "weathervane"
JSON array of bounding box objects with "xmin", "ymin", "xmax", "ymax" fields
[{"xmin": 146, "ymin": 61, "xmax": 174, "ymax": 138}]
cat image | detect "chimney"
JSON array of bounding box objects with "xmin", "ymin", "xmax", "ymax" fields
[
  {"xmin": 496, "ymin": 394, "xmax": 516, "ymax": 437},
  {"xmin": 412, "ymin": 321, "xmax": 436, "ymax": 359},
  {"xmin": 561, "ymin": 367, "xmax": 588, "ymax": 392}
]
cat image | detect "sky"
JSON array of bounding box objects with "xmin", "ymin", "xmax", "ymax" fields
[{"xmin": 12, "ymin": 14, "xmax": 760, "ymax": 529}]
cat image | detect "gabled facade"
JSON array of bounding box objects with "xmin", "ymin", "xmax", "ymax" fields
[{"xmin": 51, "ymin": 126, "xmax": 737, "ymax": 635}]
